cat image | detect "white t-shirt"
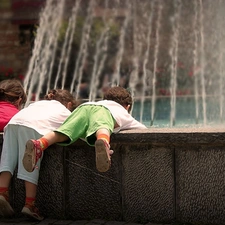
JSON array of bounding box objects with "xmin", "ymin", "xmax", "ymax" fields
[
  {"xmin": 7, "ymin": 100, "xmax": 71, "ymax": 135},
  {"xmin": 81, "ymin": 100, "xmax": 147, "ymax": 132}
]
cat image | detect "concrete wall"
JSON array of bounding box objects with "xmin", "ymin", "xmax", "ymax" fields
[{"xmin": 1, "ymin": 128, "xmax": 225, "ymax": 224}]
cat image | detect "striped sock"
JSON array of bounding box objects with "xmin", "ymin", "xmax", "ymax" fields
[
  {"xmin": 38, "ymin": 138, "xmax": 49, "ymax": 151},
  {"xmin": 97, "ymin": 134, "xmax": 110, "ymax": 144},
  {"xmin": 0, "ymin": 187, "xmax": 8, "ymax": 193},
  {"xmin": 25, "ymin": 197, "xmax": 36, "ymax": 205}
]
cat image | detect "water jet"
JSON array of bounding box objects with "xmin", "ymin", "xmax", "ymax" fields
[
  {"xmin": 24, "ymin": 0, "xmax": 225, "ymax": 128},
  {"xmin": 3, "ymin": 1, "xmax": 225, "ymax": 225}
]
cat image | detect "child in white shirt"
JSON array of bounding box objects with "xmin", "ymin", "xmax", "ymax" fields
[
  {"xmin": 0, "ymin": 89, "xmax": 78, "ymax": 221},
  {"xmin": 23, "ymin": 86, "xmax": 147, "ymax": 175}
]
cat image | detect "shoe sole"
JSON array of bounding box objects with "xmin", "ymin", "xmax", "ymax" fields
[
  {"xmin": 95, "ymin": 139, "xmax": 111, "ymax": 172},
  {"xmin": 22, "ymin": 140, "xmax": 35, "ymax": 172},
  {"xmin": 21, "ymin": 206, "xmax": 44, "ymax": 221},
  {"xmin": 0, "ymin": 196, "xmax": 14, "ymax": 217}
]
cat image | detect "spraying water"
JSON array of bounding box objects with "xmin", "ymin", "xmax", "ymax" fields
[{"xmin": 24, "ymin": 0, "xmax": 225, "ymax": 128}]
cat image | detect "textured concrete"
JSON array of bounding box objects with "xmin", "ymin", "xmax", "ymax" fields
[
  {"xmin": 0, "ymin": 217, "xmax": 177, "ymax": 225},
  {"xmin": 176, "ymin": 145, "xmax": 225, "ymax": 225},
  {"xmin": 121, "ymin": 144, "xmax": 174, "ymax": 223},
  {"xmin": 1, "ymin": 127, "xmax": 225, "ymax": 225}
]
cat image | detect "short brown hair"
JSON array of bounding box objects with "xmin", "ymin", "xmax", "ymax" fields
[
  {"xmin": 44, "ymin": 89, "xmax": 78, "ymax": 111},
  {"xmin": 103, "ymin": 86, "xmax": 132, "ymax": 112},
  {"xmin": 0, "ymin": 79, "xmax": 27, "ymax": 107}
]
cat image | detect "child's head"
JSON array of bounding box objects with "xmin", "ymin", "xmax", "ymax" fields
[
  {"xmin": 103, "ymin": 86, "xmax": 132, "ymax": 112},
  {"xmin": 0, "ymin": 79, "xmax": 27, "ymax": 109},
  {"xmin": 44, "ymin": 89, "xmax": 78, "ymax": 112}
]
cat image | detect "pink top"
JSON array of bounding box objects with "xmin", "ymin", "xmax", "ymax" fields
[{"xmin": 0, "ymin": 101, "xmax": 19, "ymax": 132}]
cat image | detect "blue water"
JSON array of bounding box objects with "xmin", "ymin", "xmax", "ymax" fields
[{"xmin": 132, "ymin": 96, "xmax": 224, "ymax": 128}]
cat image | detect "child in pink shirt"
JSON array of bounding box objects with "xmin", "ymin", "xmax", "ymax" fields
[{"xmin": 0, "ymin": 79, "xmax": 27, "ymax": 131}]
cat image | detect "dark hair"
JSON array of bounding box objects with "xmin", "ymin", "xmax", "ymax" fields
[
  {"xmin": 103, "ymin": 86, "xmax": 133, "ymax": 112},
  {"xmin": 0, "ymin": 79, "xmax": 27, "ymax": 107},
  {"xmin": 44, "ymin": 89, "xmax": 78, "ymax": 111}
]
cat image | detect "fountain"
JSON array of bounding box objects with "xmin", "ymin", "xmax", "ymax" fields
[
  {"xmin": 23, "ymin": 0, "xmax": 225, "ymax": 128},
  {"xmin": 2, "ymin": 1, "xmax": 225, "ymax": 224}
]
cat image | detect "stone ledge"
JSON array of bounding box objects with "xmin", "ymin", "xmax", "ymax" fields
[{"xmin": 1, "ymin": 129, "xmax": 225, "ymax": 225}]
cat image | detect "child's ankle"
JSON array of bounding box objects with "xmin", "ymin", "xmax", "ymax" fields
[
  {"xmin": 25, "ymin": 197, "xmax": 36, "ymax": 206},
  {"xmin": 0, "ymin": 187, "xmax": 8, "ymax": 194},
  {"xmin": 38, "ymin": 138, "xmax": 49, "ymax": 151},
  {"xmin": 97, "ymin": 134, "xmax": 110, "ymax": 144}
]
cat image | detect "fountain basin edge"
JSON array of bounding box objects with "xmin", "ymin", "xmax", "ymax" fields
[{"xmin": 1, "ymin": 128, "xmax": 225, "ymax": 225}]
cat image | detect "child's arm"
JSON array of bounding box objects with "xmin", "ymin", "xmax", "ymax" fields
[{"xmin": 113, "ymin": 113, "xmax": 148, "ymax": 132}]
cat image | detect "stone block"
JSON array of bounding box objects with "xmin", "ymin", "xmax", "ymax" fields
[
  {"xmin": 176, "ymin": 145, "xmax": 225, "ymax": 225},
  {"xmin": 65, "ymin": 142, "xmax": 122, "ymax": 221},
  {"xmin": 121, "ymin": 144, "xmax": 175, "ymax": 223}
]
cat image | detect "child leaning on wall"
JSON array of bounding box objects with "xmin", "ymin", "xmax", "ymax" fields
[
  {"xmin": 0, "ymin": 79, "xmax": 27, "ymax": 131},
  {"xmin": 0, "ymin": 89, "xmax": 78, "ymax": 221},
  {"xmin": 22, "ymin": 86, "xmax": 148, "ymax": 175}
]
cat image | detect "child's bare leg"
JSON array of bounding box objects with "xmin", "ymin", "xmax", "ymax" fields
[
  {"xmin": 0, "ymin": 172, "xmax": 11, "ymax": 187},
  {"xmin": 24, "ymin": 181, "xmax": 37, "ymax": 199},
  {"xmin": 39, "ymin": 131, "xmax": 69, "ymax": 147},
  {"xmin": 0, "ymin": 172, "xmax": 14, "ymax": 216},
  {"xmin": 96, "ymin": 129, "xmax": 110, "ymax": 141},
  {"xmin": 22, "ymin": 181, "xmax": 43, "ymax": 220},
  {"xmin": 95, "ymin": 128, "xmax": 112, "ymax": 172},
  {"xmin": 96, "ymin": 128, "xmax": 113, "ymax": 155}
]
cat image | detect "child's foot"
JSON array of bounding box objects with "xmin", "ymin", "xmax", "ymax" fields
[
  {"xmin": 21, "ymin": 202, "xmax": 44, "ymax": 221},
  {"xmin": 0, "ymin": 192, "xmax": 14, "ymax": 217},
  {"xmin": 95, "ymin": 139, "xmax": 112, "ymax": 172},
  {"xmin": 23, "ymin": 140, "xmax": 43, "ymax": 172}
]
